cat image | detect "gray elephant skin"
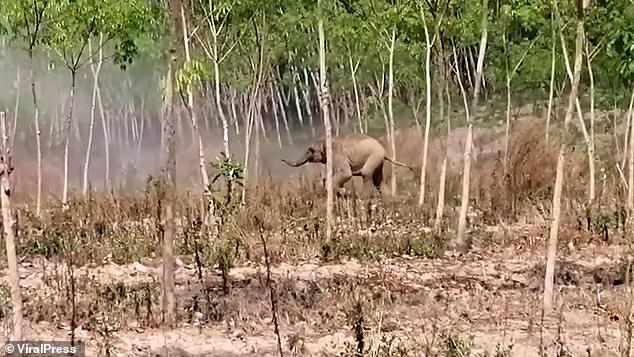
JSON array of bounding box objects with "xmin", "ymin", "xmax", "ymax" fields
[{"xmin": 282, "ymin": 133, "xmax": 413, "ymax": 195}]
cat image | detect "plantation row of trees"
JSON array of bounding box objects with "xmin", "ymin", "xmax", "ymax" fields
[
  {"xmin": 1, "ymin": 0, "xmax": 634, "ymax": 346},
  {"xmin": 0, "ymin": 0, "xmax": 633, "ymax": 207}
]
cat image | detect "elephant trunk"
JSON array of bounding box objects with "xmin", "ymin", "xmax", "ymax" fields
[{"xmin": 282, "ymin": 153, "xmax": 310, "ymax": 167}]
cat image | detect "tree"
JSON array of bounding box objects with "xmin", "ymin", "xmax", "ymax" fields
[
  {"xmin": 0, "ymin": 0, "xmax": 59, "ymax": 216},
  {"xmin": 176, "ymin": 2, "xmax": 210, "ymax": 191},
  {"xmin": 543, "ymin": 0, "xmax": 586, "ymax": 311},
  {"xmin": 161, "ymin": 0, "xmax": 181, "ymax": 326},
  {"xmin": 42, "ymin": 0, "xmax": 158, "ymax": 206},
  {"xmin": 0, "ymin": 111, "xmax": 22, "ymax": 341},
  {"xmin": 456, "ymin": 0, "xmax": 488, "ymax": 251},
  {"xmin": 194, "ymin": 0, "xmax": 246, "ymax": 158},
  {"xmin": 318, "ymin": 0, "xmax": 334, "ymax": 244},
  {"xmin": 417, "ymin": 1, "xmax": 444, "ymax": 206}
]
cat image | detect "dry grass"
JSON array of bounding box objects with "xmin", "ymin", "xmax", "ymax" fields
[{"xmin": 0, "ymin": 113, "xmax": 632, "ymax": 356}]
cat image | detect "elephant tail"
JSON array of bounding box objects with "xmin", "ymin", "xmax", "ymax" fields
[{"xmin": 384, "ymin": 156, "xmax": 415, "ymax": 172}]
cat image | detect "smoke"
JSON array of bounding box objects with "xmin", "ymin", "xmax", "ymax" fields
[{"xmin": 0, "ymin": 42, "xmax": 327, "ymax": 203}]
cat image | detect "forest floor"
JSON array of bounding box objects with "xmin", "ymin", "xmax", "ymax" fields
[
  {"xmin": 1, "ymin": 110, "xmax": 630, "ymax": 356},
  {"xmin": 3, "ymin": 222, "xmax": 629, "ymax": 356}
]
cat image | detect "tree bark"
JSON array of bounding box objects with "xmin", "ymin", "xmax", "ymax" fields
[
  {"xmin": 457, "ymin": 0, "xmax": 488, "ymax": 250},
  {"xmin": 28, "ymin": 48, "xmax": 43, "ymax": 216},
  {"xmin": 418, "ymin": 9, "xmax": 435, "ymax": 206},
  {"xmin": 180, "ymin": 2, "xmax": 209, "ymax": 189},
  {"xmin": 83, "ymin": 35, "xmax": 103, "ymax": 197},
  {"xmin": 62, "ymin": 70, "xmax": 77, "ymax": 207},
  {"xmin": 0, "ymin": 111, "xmax": 22, "ymax": 340},
  {"xmin": 387, "ymin": 28, "xmax": 397, "ymax": 196},
  {"xmin": 318, "ymin": 0, "xmax": 334, "ymax": 243},
  {"xmin": 161, "ymin": 0, "xmax": 182, "ymax": 326},
  {"xmin": 544, "ymin": 1, "xmax": 585, "ymax": 311},
  {"xmin": 546, "ymin": 12, "xmax": 556, "ymax": 144}
]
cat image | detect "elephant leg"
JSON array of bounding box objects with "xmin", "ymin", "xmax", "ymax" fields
[
  {"xmin": 333, "ymin": 164, "xmax": 353, "ymax": 198},
  {"xmin": 356, "ymin": 155, "xmax": 384, "ymax": 197},
  {"xmin": 371, "ymin": 161, "xmax": 384, "ymax": 195}
]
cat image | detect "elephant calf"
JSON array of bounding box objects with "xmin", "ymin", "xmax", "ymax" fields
[{"xmin": 282, "ymin": 133, "xmax": 413, "ymax": 196}]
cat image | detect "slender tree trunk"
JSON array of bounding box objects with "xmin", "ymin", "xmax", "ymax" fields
[
  {"xmin": 241, "ymin": 15, "xmax": 266, "ymax": 205},
  {"xmin": 387, "ymin": 28, "xmax": 397, "ymax": 196},
  {"xmin": 0, "ymin": 112, "xmax": 22, "ymax": 340},
  {"xmin": 557, "ymin": 19, "xmax": 595, "ymax": 205},
  {"xmin": 546, "ymin": 14, "xmax": 556, "ymax": 144},
  {"xmin": 349, "ymin": 55, "xmax": 363, "ymax": 134},
  {"xmin": 62, "ymin": 70, "xmax": 77, "ymax": 207},
  {"xmin": 453, "ymin": 44, "xmax": 474, "ymax": 250},
  {"xmin": 275, "ymin": 83, "xmax": 292, "ymax": 144},
  {"xmin": 230, "ymin": 88, "xmax": 240, "ymax": 135},
  {"xmin": 210, "ymin": 21, "xmax": 231, "ymax": 156},
  {"xmin": 11, "ymin": 68, "xmax": 19, "ymax": 150},
  {"xmin": 181, "ymin": 2, "xmax": 209, "ymax": 189},
  {"xmin": 457, "ymin": 0, "xmax": 488, "ymax": 250},
  {"xmin": 161, "ymin": 0, "xmax": 181, "ymax": 326},
  {"xmin": 292, "ymin": 67, "xmax": 309, "ymax": 136},
  {"xmin": 269, "ymin": 82, "xmax": 283, "ymax": 148},
  {"xmin": 435, "ymin": 80, "xmax": 450, "ymax": 231},
  {"xmin": 502, "ymin": 32, "xmax": 530, "ymax": 173},
  {"xmin": 586, "ymin": 43, "xmax": 596, "ymax": 204},
  {"xmin": 418, "ymin": 10, "xmax": 434, "ymax": 206},
  {"xmin": 28, "ymin": 49, "xmax": 42, "ymax": 216},
  {"xmin": 83, "ymin": 35, "xmax": 103, "ymax": 197},
  {"xmin": 254, "ymin": 94, "xmax": 261, "ymax": 182},
  {"xmin": 301, "ymin": 67, "xmax": 315, "ymax": 135},
  {"xmin": 97, "ymin": 84, "xmax": 110, "ymax": 190},
  {"xmin": 622, "ymin": 93, "xmax": 634, "ymax": 171},
  {"xmin": 629, "ymin": 90, "xmax": 634, "ymax": 214},
  {"xmin": 136, "ymin": 99, "xmax": 146, "ymax": 166},
  {"xmin": 544, "ymin": 2, "xmax": 584, "ymax": 311},
  {"xmin": 318, "ymin": 0, "xmax": 334, "ymax": 243}
]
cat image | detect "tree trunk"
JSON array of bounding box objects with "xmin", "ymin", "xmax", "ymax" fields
[
  {"xmin": 211, "ymin": 20, "xmax": 231, "ymax": 157},
  {"xmin": 0, "ymin": 112, "xmax": 22, "ymax": 340},
  {"xmin": 629, "ymin": 90, "xmax": 634, "ymax": 214},
  {"xmin": 97, "ymin": 83, "xmax": 110, "ymax": 190},
  {"xmin": 544, "ymin": 2, "xmax": 584, "ymax": 311},
  {"xmin": 62, "ymin": 70, "xmax": 77, "ymax": 207},
  {"xmin": 318, "ymin": 0, "xmax": 334, "ymax": 243},
  {"xmin": 586, "ymin": 43, "xmax": 596, "ymax": 204},
  {"xmin": 275, "ymin": 83, "xmax": 292, "ymax": 144},
  {"xmin": 435, "ymin": 80, "xmax": 450, "ymax": 232},
  {"xmin": 558, "ymin": 20, "xmax": 594, "ymax": 206},
  {"xmin": 230, "ymin": 88, "xmax": 240, "ymax": 135},
  {"xmin": 241, "ymin": 14, "xmax": 266, "ymax": 205},
  {"xmin": 418, "ymin": 10, "xmax": 434, "ymax": 206},
  {"xmin": 28, "ymin": 48, "xmax": 43, "ymax": 216},
  {"xmin": 181, "ymin": 2, "xmax": 209, "ymax": 189},
  {"xmin": 546, "ymin": 14, "xmax": 556, "ymax": 144},
  {"xmin": 301, "ymin": 67, "xmax": 315, "ymax": 136},
  {"xmin": 83, "ymin": 35, "xmax": 103, "ymax": 197},
  {"xmin": 161, "ymin": 0, "xmax": 181, "ymax": 326},
  {"xmin": 269, "ymin": 81, "xmax": 283, "ymax": 148},
  {"xmin": 348, "ymin": 55, "xmax": 363, "ymax": 134},
  {"xmin": 136, "ymin": 99, "xmax": 146, "ymax": 166},
  {"xmin": 11, "ymin": 68, "xmax": 19, "ymax": 150},
  {"xmin": 387, "ymin": 28, "xmax": 397, "ymax": 196},
  {"xmin": 457, "ymin": 0, "xmax": 488, "ymax": 250},
  {"xmin": 502, "ymin": 32, "xmax": 530, "ymax": 173}
]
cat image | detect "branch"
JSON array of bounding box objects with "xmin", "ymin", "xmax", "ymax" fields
[
  {"xmin": 77, "ymin": 32, "xmax": 116, "ymax": 69},
  {"xmin": 509, "ymin": 34, "xmax": 542, "ymax": 81}
]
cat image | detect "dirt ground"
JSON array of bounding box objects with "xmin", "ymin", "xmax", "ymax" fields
[
  {"xmin": 0, "ymin": 110, "xmax": 629, "ymax": 356},
  {"xmin": 1, "ymin": 223, "xmax": 629, "ymax": 356}
]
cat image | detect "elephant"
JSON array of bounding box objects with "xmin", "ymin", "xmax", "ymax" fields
[{"xmin": 282, "ymin": 133, "xmax": 414, "ymax": 196}]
